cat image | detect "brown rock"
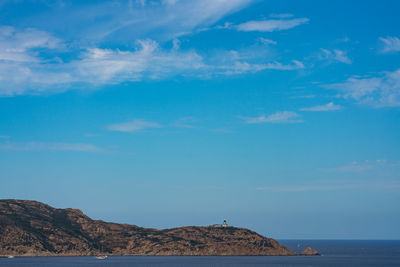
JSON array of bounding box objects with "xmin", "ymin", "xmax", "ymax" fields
[
  {"xmin": 300, "ymin": 246, "xmax": 320, "ymax": 256},
  {"xmin": 0, "ymin": 199, "xmax": 295, "ymax": 256}
]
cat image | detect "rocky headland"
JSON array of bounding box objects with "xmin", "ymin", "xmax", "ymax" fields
[
  {"xmin": 0, "ymin": 199, "xmax": 317, "ymax": 256},
  {"xmin": 300, "ymin": 246, "xmax": 320, "ymax": 256}
]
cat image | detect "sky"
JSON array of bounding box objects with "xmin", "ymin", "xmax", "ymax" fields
[{"xmin": 0, "ymin": 0, "xmax": 400, "ymax": 239}]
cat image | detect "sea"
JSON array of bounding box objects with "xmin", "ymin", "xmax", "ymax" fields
[{"xmin": 1, "ymin": 240, "xmax": 399, "ymax": 266}]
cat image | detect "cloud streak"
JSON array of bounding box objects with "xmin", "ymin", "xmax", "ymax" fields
[
  {"xmin": 300, "ymin": 102, "xmax": 342, "ymax": 112},
  {"xmin": 379, "ymin": 36, "xmax": 400, "ymax": 53},
  {"xmin": 0, "ymin": 142, "xmax": 103, "ymax": 152},
  {"xmin": 222, "ymin": 60, "xmax": 304, "ymax": 75},
  {"xmin": 76, "ymin": 39, "xmax": 205, "ymax": 84},
  {"xmin": 0, "ymin": 3, "xmax": 309, "ymax": 96},
  {"xmin": 255, "ymin": 180, "xmax": 400, "ymax": 193},
  {"xmin": 29, "ymin": 0, "xmax": 254, "ymax": 43},
  {"xmin": 236, "ymin": 18, "xmax": 309, "ymax": 32},
  {"xmin": 321, "ymin": 160, "xmax": 400, "ymax": 173},
  {"xmin": 0, "ymin": 26, "xmax": 62, "ymax": 62},
  {"xmin": 0, "ymin": 29, "xmax": 305, "ymax": 96},
  {"xmin": 107, "ymin": 119, "xmax": 161, "ymax": 133},
  {"xmin": 241, "ymin": 111, "xmax": 303, "ymax": 124},
  {"xmin": 325, "ymin": 69, "xmax": 400, "ymax": 107},
  {"xmin": 319, "ymin": 48, "xmax": 352, "ymax": 64},
  {"xmin": 258, "ymin": 38, "xmax": 277, "ymax": 46},
  {"xmin": 255, "ymin": 184, "xmax": 355, "ymax": 192},
  {"xmin": 172, "ymin": 117, "xmax": 197, "ymax": 128}
]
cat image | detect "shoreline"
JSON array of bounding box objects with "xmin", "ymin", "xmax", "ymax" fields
[{"xmin": 0, "ymin": 254, "xmax": 314, "ymax": 258}]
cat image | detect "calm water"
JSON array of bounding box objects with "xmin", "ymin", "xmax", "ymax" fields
[{"xmin": 1, "ymin": 240, "xmax": 399, "ymax": 266}]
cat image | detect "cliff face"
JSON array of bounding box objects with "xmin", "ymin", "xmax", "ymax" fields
[{"xmin": 0, "ymin": 199, "xmax": 295, "ymax": 256}]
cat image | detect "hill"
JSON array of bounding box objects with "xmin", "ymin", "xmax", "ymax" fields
[{"xmin": 0, "ymin": 199, "xmax": 296, "ymax": 256}]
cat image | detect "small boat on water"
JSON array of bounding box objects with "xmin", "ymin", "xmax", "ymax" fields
[
  {"xmin": 95, "ymin": 256, "xmax": 108, "ymax": 260},
  {"xmin": 7, "ymin": 256, "xmax": 14, "ymax": 258}
]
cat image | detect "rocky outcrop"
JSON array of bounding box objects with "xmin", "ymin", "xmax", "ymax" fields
[
  {"xmin": 0, "ymin": 199, "xmax": 295, "ymax": 256},
  {"xmin": 300, "ymin": 246, "xmax": 320, "ymax": 256}
]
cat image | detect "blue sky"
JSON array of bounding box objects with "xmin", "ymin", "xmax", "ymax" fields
[{"xmin": 1, "ymin": 0, "xmax": 400, "ymax": 239}]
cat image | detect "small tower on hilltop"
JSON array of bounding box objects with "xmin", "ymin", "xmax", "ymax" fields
[{"xmin": 222, "ymin": 219, "xmax": 228, "ymax": 227}]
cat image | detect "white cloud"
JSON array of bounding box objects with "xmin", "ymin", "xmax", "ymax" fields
[
  {"xmin": 326, "ymin": 69, "xmax": 400, "ymax": 107},
  {"xmin": 172, "ymin": 38, "xmax": 181, "ymax": 50},
  {"xmin": 0, "ymin": 0, "xmax": 258, "ymax": 95},
  {"xmin": 300, "ymin": 102, "xmax": 342, "ymax": 112},
  {"xmin": 77, "ymin": 41, "xmax": 304, "ymax": 82},
  {"xmin": 162, "ymin": 0, "xmax": 179, "ymax": 5},
  {"xmin": 0, "ymin": 28, "xmax": 306, "ymax": 96},
  {"xmin": 0, "ymin": 142, "xmax": 103, "ymax": 152},
  {"xmin": 265, "ymin": 60, "xmax": 304, "ymax": 70},
  {"xmin": 258, "ymin": 38, "xmax": 277, "ymax": 46},
  {"xmin": 0, "ymin": 26, "xmax": 71, "ymax": 96},
  {"xmin": 321, "ymin": 160, "xmax": 400, "ymax": 173},
  {"xmin": 136, "ymin": 0, "xmax": 147, "ymax": 7},
  {"xmin": 0, "ymin": 38, "xmax": 206, "ymax": 95},
  {"xmin": 210, "ymin": 128, "xmax": 234, "ymax": 134},
  {"xmin": 172, "ymin": 117, "xmax": 197, "ymax": 128},
  {"xmin": 0, "ymin": 61, "xmax": 73, "ymax": 96},
  {"xmin": 255, "ymin": 184, "xmax": 354, "ymax": 192},
  {"xmin": 241, "ymin": 111, "xmax": 303, "ymax": 124},
  {"xmin": 215, "ymin": 22, "xmax": 233, "ymax": 29},
  {"xmin": 222, "ymin": 60, "xmax": 304, "ymax": 75},
  {"xmin": 255, "ymin": 178, "xmax": 400, "ymax": 193},
  {"xmin": 0, "ymin": 26, "xmax": 63, "ymax": 62},
  {"xmin": 236, "ymin": 18, "xmax": 309, "ymax": 32},
  {"xmin": 107, "ymin": 119, "xmax": 161, "ymax": 133},
  {"xmin": 51, "ymin": 0, "xmax": 253, "ymax": 42},
  {"xmin": 75, "ymin": 39, "xmax": 205, "ymax": 84},
  {"xmin": 379, "ymin": 36, "xmax": 400, "ymax": 53},
  {"xmin": 290, "ymin": 94, "xmax": 316, "ymax": 99},
  {"xmin": 319, "ymin": 48, "xmax": 351, "ymax": 64}
]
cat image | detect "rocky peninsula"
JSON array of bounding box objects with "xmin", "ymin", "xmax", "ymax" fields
[{"xmin": 0, "ymin": 199, "xmax": 317, "ymax": 256}]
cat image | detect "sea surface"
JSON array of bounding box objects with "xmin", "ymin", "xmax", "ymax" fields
[{"xmin": 1, "ymin": 240, "xmax": 399, "ymax": 266}]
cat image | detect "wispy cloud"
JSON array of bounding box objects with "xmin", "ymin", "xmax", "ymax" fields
[
  {"xmin": 107, "ymin": 119, "xmax": 161, "ymax": 133},
  {"xmin": 258, "ymin": 38, "xmax": 277, "ymax": 46},
  {"xmin": 321, "ymin": 160, "xmax": 400, "ymax": 173},
  {"xmin": 325, "ymin": 69, "xmax": 400, "ymax": 107},
  {"xmin": 172, "ymin": 117, "xmax": 197, "ymax": 128},
  {"xmin": 379, "ymin": 36, "xmax": 400, "ymax": 53},
  {"xmin": 32, "ymin": 0, "xmax": 253, "ymax": 43},
  {"xmin": 319, "ymin": 48, "xmax": 352, "ymax": 64},
  {"xmin": 75, "ymin": 40, "xmax": 205, "ymax": 84},
  {"xmin": 0, "ymin": 142, "xmax": 103, "ymax": 152},
  {"xmin": 1, "ymin": 37, "xmax": 204, "ymax": 95},
  {"xmin": 255, "ymin": 179, "xmax": 400, "ymax": 193},
  {"xmin": 255, "ymin": 184, "xmax": 355, "ymax": 192},
  {"xmin": 0, "ymin": 26, "xmax": 63, "ymax": 62},
  {"xmin": 265, "ymin": 60, "xmax": 305, "ymax": 70},
  {"xmin": 0, "ymin": 2, "xmax": 310, "ymax": 96},
  {"xmin": 290, "ymin": 94, "xmax": 316, "ymax": 99},
  {"xmin": 236, "ymin": 18, "xmax": 309, "ymax": 32},
  {"xmin": 241, "ymin": 111, "xmax": 303, "ymax": 124},
  {"xmin": 0, "ymin": 26, "xmax": 305, "ymax": 96},
  {"xmin": 222, "ymin": 60, "xmax": 304, "ymax": 75},
  {"xmin": 210, "ymin": 128, "xmax": 234, "ymax": 134},
  {"xmin": 84, "ymin": 133, "xmax": 101, "ymax": 137},
  {"xmin": 300, "ymin": 102, "xmax": 342, "ymax": 112}
]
